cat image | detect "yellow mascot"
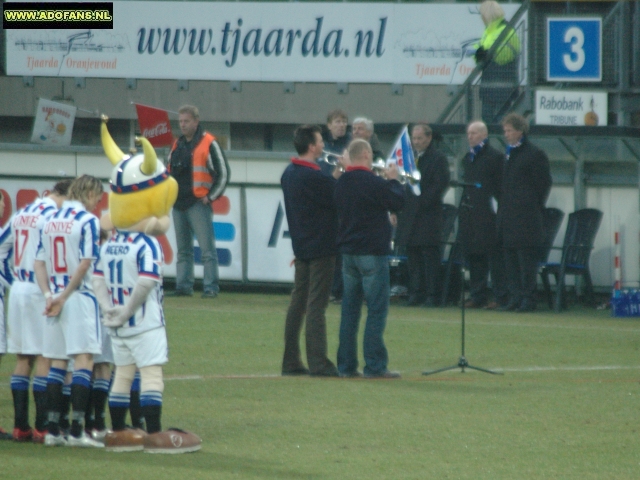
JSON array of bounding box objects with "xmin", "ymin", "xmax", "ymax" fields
[{"xmin": 93, "ymin": 116, "xmax": 201, "ymax": 453}]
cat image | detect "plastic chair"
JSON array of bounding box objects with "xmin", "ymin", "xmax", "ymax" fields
[
  {"xmin": 537, "ymin": 207, "xmax": 565, "ymax": 309},
  {"xmin": 539, "ymin": 208, "xmax": 603, "ymax": 312}
]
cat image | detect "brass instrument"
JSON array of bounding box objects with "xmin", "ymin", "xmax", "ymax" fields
[
  {"xmin": 372, "ymin": 159, "xmax": 421, "ymax": 185},
  {"xmin": 319, "ymin": 150, "xmax": 345, "ymax": 172}
]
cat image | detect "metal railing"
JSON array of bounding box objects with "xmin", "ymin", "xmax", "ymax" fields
[{"xmin": 437, "ymin": 0, "xmax": 530, "ymax": 125}]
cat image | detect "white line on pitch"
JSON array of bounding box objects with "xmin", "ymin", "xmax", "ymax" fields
[
  {"xmin": 500, "ymin": 365, "xmax": 640, "ymax": 372},
  {"xmin": 162, "ymin": 365, "xmax": 640, "ymax": 380}
]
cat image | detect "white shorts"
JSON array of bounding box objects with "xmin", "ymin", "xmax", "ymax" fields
[
  {"xmin": 7, "ymin": 281, "xmax": 47, "ymax": 355},
  {"xmin": 0, "ymin": 296, "xmax": 6, "ymax": 355},
  {"xmin": 43, "ymin": 291, "xmax": 102, "ymax": 360},
  {"xmin": 93, "ymin": 327, "xmax": 114, "ymax": 364},
  {"xmin": 110, "ymin": 327, "xmax": 168, "ymax": 368}
]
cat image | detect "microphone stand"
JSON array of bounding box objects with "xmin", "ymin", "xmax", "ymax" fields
[{"xmin": 423, "ymin": 182, "xmax": 502, "ymax": 376}]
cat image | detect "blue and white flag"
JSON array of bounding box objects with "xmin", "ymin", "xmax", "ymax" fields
[{"xmin": 387, "ymin": 125, "xmax": 420, "ymax": 195}]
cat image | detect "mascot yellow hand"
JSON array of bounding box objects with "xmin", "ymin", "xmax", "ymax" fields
[{"xmin": 101, "ymin": 116, "xmax": 178, "ymax": 234}]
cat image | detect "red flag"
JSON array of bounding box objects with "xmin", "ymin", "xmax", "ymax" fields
[{"xmin": 135, "ymin": 104, "xmax": 174, "ymax": 147}]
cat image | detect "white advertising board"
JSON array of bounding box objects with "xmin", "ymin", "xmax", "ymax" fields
[
  {"xmin": 162, "ymin": 186, "xmax": 243, "ymax": 281},
  {"xmin": 245, "ymin": 188, "xmax": 295, "ymax": 283},
  {"xmin": 535, "ymin": 90, "xmax": 608, "ymax": 127},
  {"xmin": 5, "ymin": 2, "xmax": 522, "ymax": 85},
  {"xmin": 0, "ymin": 180, "xmax": 243, "ymax": 282}
]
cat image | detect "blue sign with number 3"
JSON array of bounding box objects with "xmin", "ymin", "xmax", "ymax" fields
[{"xmin": 547, "ymin": 18, "xmax": 601, "ymax": 82}]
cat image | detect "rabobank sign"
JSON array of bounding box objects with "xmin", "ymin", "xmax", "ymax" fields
[{"xmin": 535, "ymin": 89, "xmax": 607, "ymax": 126}]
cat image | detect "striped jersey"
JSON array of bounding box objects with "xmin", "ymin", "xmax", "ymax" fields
[
  {"xmin": 36, "ymin": 200, "xmax": 100, "ymax": 294},
  {"xmin": 0, "ymin": 197, "xmax": 59, "ymax": 284},
  {"xmin": 0, "ymin": 221, "xmax": 13, "ymax": 290},
  {"xmin": 94, "ymin": 231, "xmax": 165, "ymax": 338}
]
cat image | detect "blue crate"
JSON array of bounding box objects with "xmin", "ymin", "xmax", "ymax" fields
[{"xmin": 611, "ymin": 289, "xmax": 640, "ymax": 317}]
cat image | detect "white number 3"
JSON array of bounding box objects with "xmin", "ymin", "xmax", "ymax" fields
[{"xmin": 563, "ymin": 26, "xmax": 585, "ymax": 72}]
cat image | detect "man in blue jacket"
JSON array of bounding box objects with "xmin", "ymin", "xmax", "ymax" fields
[
  {"xmin": 281, "ymin": 125, "xmax": 345, "ymax": 377},
  {"xmin": 335, "ymin": 139, "xmax": 405, "ymax": 379}
]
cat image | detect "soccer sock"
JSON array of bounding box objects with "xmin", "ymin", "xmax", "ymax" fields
[
  {"xmin": 70, "ymin": 369, "xmax": 92, "ymax": 438},
  {"xmin": 140, "ymin": 391, "xmax": 163, "ymax": 434},
  {"xmin": 92, "ymin": 378, "xmax": 110, "ymax": 431},
  {"xmin": 108, "ymin": 392, "xmax": 130, "ymax": 431},
  {"xmin": 59, "ymin": 384, "xmax": 71, "ymax": 432},
  {"xmin": 32, "ymin": 376, "xmax": 48, "ymax": 431},
  {"xmin": 84, "ymin": 381, "xmax": 94, "ymax": 433},
  {"xmin": 129, "ymin": 372, "xmax": 144, "ymax": 429},
  {"xmin": 11, "ymin": 375, "xmax": 31, "ymax": 431},
  {"xmin": 45, "ymin": 368, "xmax": 66, "ymax": 436}
]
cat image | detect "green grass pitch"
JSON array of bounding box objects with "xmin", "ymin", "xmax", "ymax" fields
[{"xmin": 1, "ymin": 291, "xmax": 639, "ymax": 479}]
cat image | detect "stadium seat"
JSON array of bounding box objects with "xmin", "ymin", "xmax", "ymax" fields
[
  {"xmin": 537, "ymin": 207, "xmax": 565, "ymax": 309},
  {"xmin": 539, "ymin": 208, "xmax": 603, "ymax": 312}
]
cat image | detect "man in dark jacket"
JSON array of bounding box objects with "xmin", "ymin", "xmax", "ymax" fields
[
  {"xmin": 395, "ymin": 123, "xmax": 450, "ymax": 307},
  {"xmin": 459, "ymin": 121, "xmax": 507, "ymax": 309},
  {"xmin": 497, "ymin": 113, "xmax": 552, "ymax": 312},
  {"xmin": 335, "ymin": 139, "xmax": 405, "ymax": 378},
  {"xmin": 280, "ymin": 125, "xmax": 345, "ymax": 377}
]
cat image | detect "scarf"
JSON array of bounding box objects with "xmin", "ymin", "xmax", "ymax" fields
[{"xmin": 469, "ymin": 140, "xmax": 486, "ymax": 162}]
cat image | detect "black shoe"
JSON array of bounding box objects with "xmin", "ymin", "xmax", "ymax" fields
[
  {"xmin": 309, "ymin": 367, "xmax": 340, "ymax": 378},
  {"xmin": 423, "ymin": 297, "xmax": 439, "ymax": 308},
  {"xmin": 464, "ymin": 299, "xmax": 486, "ymax": 308},
  {"xmin": 166, "ymin": 290, "xmax": 193, "ymax": 297},
  {"xmin": 497, "ymin": 300, "xmax": 519, "ymax": 311},
  {"xmin": 339, "ymin": 371, "xmax": 363, "ymax": 378},
  {"xmin": 405, "ymin": 296, "xmax": 423, "ymax": 307},
  {"xmin": 282, "ymin": 367, "xmax": 310, "ymax": 376},
  {"xmin": 363, "ymin": 370, "xmax": 401, "ymax": 379},
  {"xmin": 516, "ymin": 300, "xmax": 537, "ymax": 313},
  {"xmin": 201, "ymin": 290, "xmax": 218, "ymax": 299}
]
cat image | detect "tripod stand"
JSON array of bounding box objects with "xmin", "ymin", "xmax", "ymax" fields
[{"xmin": 423, "ymin": 182, "xmax": 502, "ymax": 376}]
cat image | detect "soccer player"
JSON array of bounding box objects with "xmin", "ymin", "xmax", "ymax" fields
[
  {"xmin": 0, "ymin": 180, "xmax": 71, "ymax": 443},
  {"xmin": 84, "ymin": 228, "xmax": 115, "ymax": 442},
  {"xmin": 0, "ymin": 190, "xmax": 14, "ymax": 440},
  {"xmin": 34, "ymin": 175, "xmax": 105, "ymax": 448}
]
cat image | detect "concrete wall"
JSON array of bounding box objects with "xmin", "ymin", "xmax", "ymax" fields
[{"xmin": 0, "ymin": 76, "xmax": 451, "ymax": 125}]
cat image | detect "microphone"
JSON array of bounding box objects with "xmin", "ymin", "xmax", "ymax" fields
[{"xmin": 450, "ymin": 180, "xmax": 481, "ymax": 189}]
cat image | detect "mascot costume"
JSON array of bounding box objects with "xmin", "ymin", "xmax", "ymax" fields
[{"xmin": 93, "ymin": 116, "xmax": 201, "ymax": 453}]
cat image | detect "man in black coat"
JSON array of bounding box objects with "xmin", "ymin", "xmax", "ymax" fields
[
  {"xmin": 280, "ymin": 125, "xmax": 345, "ymax": 377},
  {"xmin": 395, "ymin": 123, "xmax": 450, "ymax": 307},
  {"xmin": 459, "ymin": 121, "xmax": 508, "ymax": 309},
  {"xmin": 497, "ymin": 113, "xmax": 552, "ymax": 312}
]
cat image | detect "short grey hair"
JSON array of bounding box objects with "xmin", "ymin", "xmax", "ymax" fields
[
  {"xmin": 348, "ymin": 138, "xmax": 372, "ymax": 161},
  {"xmin": 479, "ymin": 1, "xmax": 505, "ymax": 26},
  {"xmin": 352, "ymin": 117, "xmax": 374, "ymax": 133}
]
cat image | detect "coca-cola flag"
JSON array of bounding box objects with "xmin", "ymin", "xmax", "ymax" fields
[{"xmin": 134, "ymin": 104, "xmax": 174, "ymax": 147}]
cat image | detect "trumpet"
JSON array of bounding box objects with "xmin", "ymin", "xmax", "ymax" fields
[
  {"xmin": 372, "ymin": 159, "xmax": 421, "ymax": 185},
  {"xmin": 319, "ymin": 150, "xmax": 345, "ymax": 172}
]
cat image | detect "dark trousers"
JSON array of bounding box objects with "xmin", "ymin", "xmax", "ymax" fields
[
  {"xmin": 468, "ymin": 247, "xmax": 508, "ymax": 305},
  {"xmin": 503, "ymin": 247, "xmax": 539, "ymax": 307},
  {"xmin": 407, "ymin": 246, "xmax": 441, "ymax": 303},
  {"xmin": 282, "ymin": 256, "xmax": 337, "ymax": 375},
  {"xmin": 331, "ymin": 253, "xmax": 343, "ymax": 300}
]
